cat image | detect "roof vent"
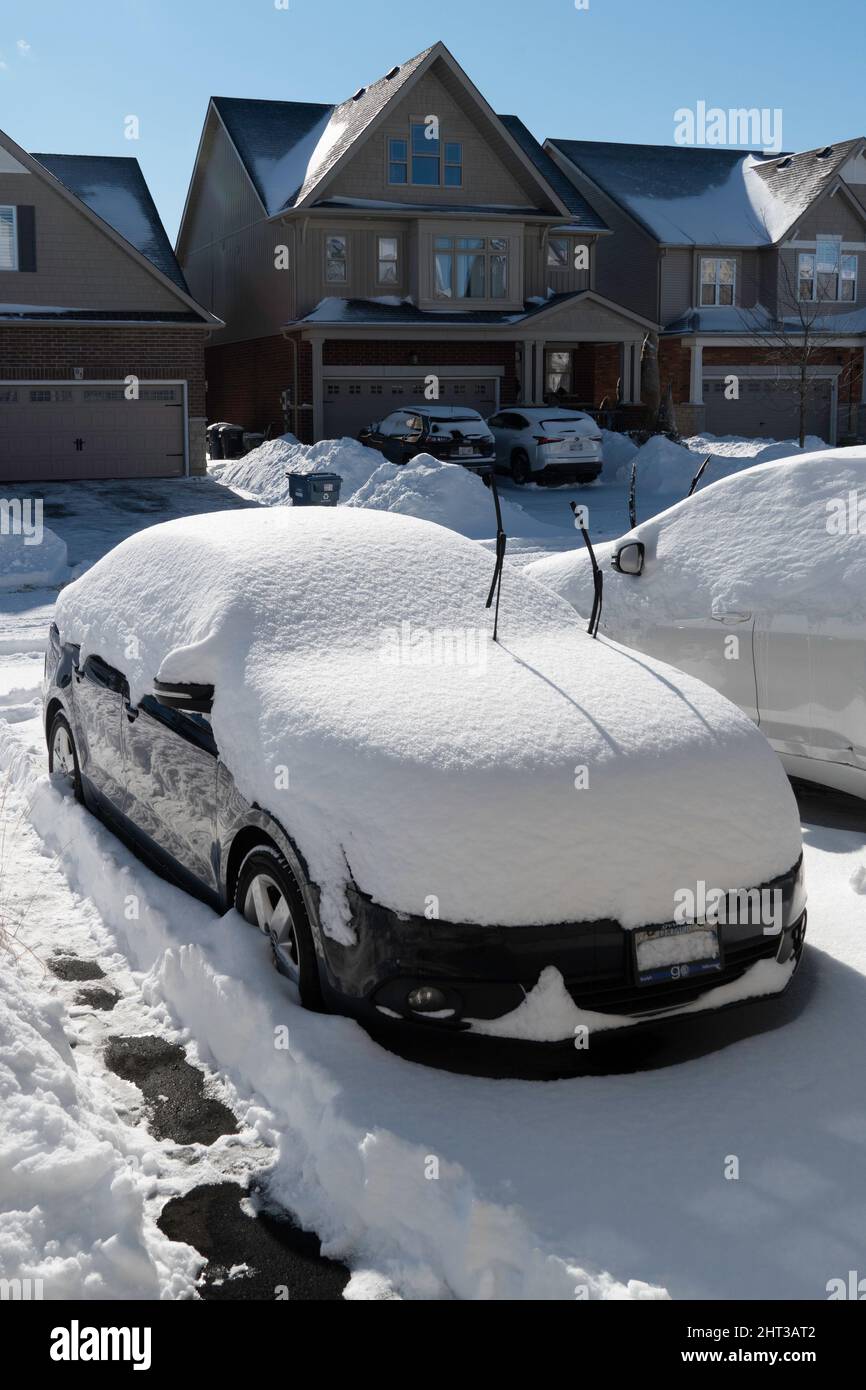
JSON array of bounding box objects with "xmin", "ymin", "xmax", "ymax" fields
[
  {"xmin": 352, "ymin": 87, "xmax": 366, "ymax": 101},
  {"xmin": 384, "ymin": 65, "xmax": 400, "ymax": 80},
  {"xmin": 816, "ymin": 146, "xmax": 834, "ymax": 159},
  {"xmin": 776, "ymin": 155, "xmax": 793, "ymax": 169}
]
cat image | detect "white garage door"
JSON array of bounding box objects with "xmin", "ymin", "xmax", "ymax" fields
[
  {"xmin": 0, "ymin": 382, "xmax": 186, "ymax": 481},
  {"xmin": 703, "ymin": 375, "xmax": 833, "ymax": 442},
  {"xmin": 323, "ymin": 375, "xmax": 499, "ymax": 439}
]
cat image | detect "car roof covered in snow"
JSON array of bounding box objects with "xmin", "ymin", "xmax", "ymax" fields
[
  {"xmin": 55, "ymin": 506, "xmax": 800, "ymax": 939},
  {"xmin": 547, "ymin": 137, "xmax": 866, "ymax": 246},
  {"xmin": 32, "ymin": 153, "xmax": 190, "ymax": 292}
]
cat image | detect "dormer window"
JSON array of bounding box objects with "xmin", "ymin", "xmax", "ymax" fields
[
  {"xmin": 700, "ymin": 256, "xmax": 736, "ymax": 306},
  {"xmin": 0, "ymin": 207, "xmax": 18, "ymax": 270},
  {"xmin": 388, "ymin": 128, "xmax": 463, "ymax": 187}
]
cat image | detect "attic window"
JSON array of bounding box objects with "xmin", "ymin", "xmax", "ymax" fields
[
  {"xmin": 816, "ymin": 147, "xmax": 834, "ymax": 159},
  {"xmin": 385, "ymin": 65, "xmax": 400, "ymax": 80}
]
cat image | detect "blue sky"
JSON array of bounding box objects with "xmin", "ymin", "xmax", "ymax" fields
[{"xmin": 1, "ymin": 0, "xmax": 863, "ymax": 241}]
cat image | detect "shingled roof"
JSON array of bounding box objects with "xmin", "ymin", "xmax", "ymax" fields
[
  {"xmin": 548, "ymin": 137, "xmax": 866, "ymax": 247},
  {"xmin": 32, "ymin": 153, "xmax": 190, "ymax": 291},
  {"xmin": 496, "ymin": 116, "xmax": 607, "ymax": 232}
]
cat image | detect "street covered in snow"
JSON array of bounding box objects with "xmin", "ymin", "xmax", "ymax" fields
[{"xmin": 2, "ymin": 433, "xmax": 865, "ymax": 1303}]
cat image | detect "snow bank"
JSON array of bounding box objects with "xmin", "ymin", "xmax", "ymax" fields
[
  {"xmin": 600, "ymin": 429, "xmax": 638, "ymax": 483},
  {"xmin": 212, "ymin": 436, "xmax": 531, "ymax": 540},
  {"xmin": 527, "ymin": 446, "xmax": 866, "ymax": 628},
  {"xmin": 0, "ymin": 525, "xmax": 68, "ymax": 591},
  {"xmin": 347, "ymin": 455, "xmax": 529, "ymax": 540},
  {"xmin": 55, "ymin": 506, "xmax": 801, "ymax": 958},
  {"xmin": 629, "ymin": 431, "xmax": 828, "ymax": 496}
]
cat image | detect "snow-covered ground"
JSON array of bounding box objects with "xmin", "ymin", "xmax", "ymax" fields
[{"xmin": 2, "ymin": 432, "xmax": 865, "ymax": 1301}]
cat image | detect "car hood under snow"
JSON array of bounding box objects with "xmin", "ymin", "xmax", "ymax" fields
[{"xmin": 54, "ymin": 507, "xmax": 801, "ymax": 943}]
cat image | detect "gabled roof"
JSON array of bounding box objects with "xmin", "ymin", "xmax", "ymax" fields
[
  {"xmin": 496, "ymin": 116, "xmax": 607, "ymax": 232},
  {"xmin": 32, "ymin": 153, "xmax": 190, "ymax": 292},
  {"xmin": 548, "ymin": 136, "xmax": 866, "ymax": 246},
  {"xmin": 207, "ymin": 43, "xmax": 573, "ymax": 220}
]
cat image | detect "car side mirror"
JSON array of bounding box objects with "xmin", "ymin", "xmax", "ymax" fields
[
  {"xmin": 612, "ymin": 541, "xmax": 645, "ymax": 576},
  {"xmin": 153, "ymin": 679, "xmax": 214, "ymax": 714}
]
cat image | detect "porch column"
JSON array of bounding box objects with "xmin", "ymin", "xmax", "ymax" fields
[
  {"xmin": 311, "ymin": 337, "xmax": 324, "ymax": 441},
  {"xmin": 689, "ymin": 341, "xmax": 704, "ymax": 404},
  {"xmin": 631, "ymin": 341, "xmax": 642, "ymax": 403},
  {"xmin": 619, "ymin": 342, "xmax": 632, "ymax": 404},
  {"xmin": 533, "ymin": 340, "xmax": 545, "ymax": 404},
  {"xmin": 521, "ymin": 339, "xmax": 534, "ymax": 402}
]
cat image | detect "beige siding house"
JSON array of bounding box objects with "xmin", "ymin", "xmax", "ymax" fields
[
  {"xmin": 0, "ymin": 131, "xmax": 220, "ymax": 481},
  {"xmin": 177, "ymin": 42, "xmax": 656, "ymax": 443}
]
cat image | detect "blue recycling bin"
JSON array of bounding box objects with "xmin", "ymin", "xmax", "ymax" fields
[{"xmin": 287, "ymin": 472, "xmax": 343, "ymax": 506}]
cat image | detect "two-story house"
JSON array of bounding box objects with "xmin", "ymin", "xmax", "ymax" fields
[
  {"xmin": 178, "ymin": 42, "xmax": 656, "ymax": 443},
  {"xmin": 543, "ymin": 137, "xmax": 866, "ymax": 443},
  {"xmin": 0, "ymin": 127, "xmax": 219, "ymax": 481}
]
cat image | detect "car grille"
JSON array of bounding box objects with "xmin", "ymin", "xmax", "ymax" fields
[{"xmin": 567, "ymin": 935, "xmax": 781, "ymax": 1015}]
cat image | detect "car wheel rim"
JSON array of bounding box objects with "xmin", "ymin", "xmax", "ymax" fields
[
  {"xmin": 243, "ymin": 872, "xmax": 299, "ymax": 975},
  {"xmin": 52, "ymin": 725, "xmax": 75, "ymax": 782}
]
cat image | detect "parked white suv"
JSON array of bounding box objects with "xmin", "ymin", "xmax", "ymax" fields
[
  {"xmin": 527, "ymin": 446, "xmax": 866, "ymax": 801},
  {"xmin": 487, "ymin": 406, "xmax": 603, "ymax": 485}
]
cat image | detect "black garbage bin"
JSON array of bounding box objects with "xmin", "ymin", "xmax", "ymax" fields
[
  {"xmin": 286, "ymin": 472, "xmax": 343, "ymax": 506},
  {"xmin": 219, "ymin": 425, "xmax": 246, "ymax": 460},
  {"xmin": 207, "ymin": 424, "xmax": 224, "ymax": 460}
]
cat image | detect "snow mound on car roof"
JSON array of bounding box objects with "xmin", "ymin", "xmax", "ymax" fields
[
  {"xmin": 527, "ymin": 446, "xmax": 866, "ymax": 624},
  {"xmin": 54, "ymin": 507, "xmax": 801, "ymax": 941}
]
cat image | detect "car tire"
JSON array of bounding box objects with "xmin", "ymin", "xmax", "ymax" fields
[
  {"xmin": 47, "ymin": 711, "xmax": 83, "ymax": 803},
  {"xmin": 235, "ymin": 844, "xmax": 326, "ymax": 1011},
  {"xmin": 510, "ymin": 450, "xmax": 531, "ymax": 485}
]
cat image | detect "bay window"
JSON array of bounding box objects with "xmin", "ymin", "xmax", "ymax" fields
[
  {"xmin": 433, "ymin": 236, "xmax": 508, "ymax": 300},
  {"xmin": 700, "ymin": 256, "xmax": 736, "ymax": 306}
]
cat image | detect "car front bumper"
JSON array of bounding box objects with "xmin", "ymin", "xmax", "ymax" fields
[{"xmin": 317, "ymin": 858, "xmax": 807, "ymax": 1040}]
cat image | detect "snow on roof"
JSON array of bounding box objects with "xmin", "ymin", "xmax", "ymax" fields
[
  {"xmin": 664, "ymin": 301, "xmax": 866, "ymax": 336},
  {"xmin": 549, "ymin": 138, "xmax": 866, "ymax": 246},
  {"xmin": 32, "ymin": 153, "xmax": 190, "ymax": 291},
  {"xmin": 496, "ymin": 116, "xmax": 608, "ymax": 231},
  {"xmin": 297, "ymin": 291, "xmax": 590, "ymax": 327},
  {"xmin": 55, "ymin": 506, "xmax": 800, "ymax": 942}
]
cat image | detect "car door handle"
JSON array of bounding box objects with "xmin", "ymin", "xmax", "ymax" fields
[
  {"xmin": 124, "ymin": 701, "xmax": 139, "ymax": 723},
  {"xmin": 711, "ymin": 611, "xmax": 752, "ymax": 624}
]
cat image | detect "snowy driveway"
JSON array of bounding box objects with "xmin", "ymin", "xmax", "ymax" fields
[{"xmin": 2, "ymin": 469, "xmax": 865, "ymax": 1300}]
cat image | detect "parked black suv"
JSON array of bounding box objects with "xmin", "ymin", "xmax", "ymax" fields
[{"xmin": 359, "ymin": 405, "xmax": 495, "ymax": 471}]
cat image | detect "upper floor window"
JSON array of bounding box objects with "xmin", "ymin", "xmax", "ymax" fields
[
  {"xmin": 0, "ymin": 207, "xmax": 18, "ymax": 270},
  {"xmin": 388, "ymin": 128, "xmax": 463, "ymax": 187},
  {"xmin": 433, "ymin": 236, "xmax": 508, "ymax": 300},
  {"xmin": 325, "ymin": 235, "xmax": 348, "ymax": 283},
  {"xmin": 700, "ymin": 256, "xmax": 736, "ymax": 306},
  {"xmin": 799, "ymin": 240, "xmax": 857, "ymax": 301},
  {"xmin": 377, "ymin": 236, "xmax": 398, "ymax": 284},
  {"xmin": 547, "ymin": 236, "xmax": 570, "ymax": 270}
]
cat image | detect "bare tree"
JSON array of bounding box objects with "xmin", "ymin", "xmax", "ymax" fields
[{"xmin": 737, "ymin": 255, "xmax": 859, "ymax": 447}]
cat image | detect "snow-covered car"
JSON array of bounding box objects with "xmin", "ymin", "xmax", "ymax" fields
[
  {"xmin": 527, "ymin": 446, "xmax": 866, "ymax": 802},
  {"xmin": 486, "ymin": 406, "xmax": 603, "ymax": 485},
  {"xmin": 46, "ymin": 507, "xmax": 806, "ymax": 1042},
  {"xmin": 358, "ymin": 405, "xmax": 495, "ymax": 472}
]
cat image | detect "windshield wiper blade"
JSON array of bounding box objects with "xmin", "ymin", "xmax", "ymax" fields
[
  {"xmin": 687, "ymin": 454, "xmax": 712, "ymax": 498},
  {"xmin": 628, "ymin": 459, "xmax": 638, "ymax": 530},
  {"xmin": 570, "ymin": 502, "xmax": 603, "ymax": 639},
  {"xmin": 484, "ymin": 467, "xmax": 507, "ymax": 643}
]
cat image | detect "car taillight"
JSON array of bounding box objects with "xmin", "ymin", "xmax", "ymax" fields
[{"xmin": 533, "ymin": 435, "xmax": 563, "ymax": 444}]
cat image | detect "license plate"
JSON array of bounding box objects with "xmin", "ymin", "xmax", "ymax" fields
[
  {"xmin": 457, "ymin": 447, "xmax": 475, "ymax": 457},
  {"xmin": 633, "ymin": 922, "xmax": 722, "ymax": 986}
]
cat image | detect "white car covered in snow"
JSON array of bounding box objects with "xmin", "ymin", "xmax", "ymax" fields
[
  {"xmin": 527, "ymin": 446, "xmax": 866, "ymax": 802},
  {"xmin": 47, "ymin": 507, "xmax": 805, "ymax": 1043}
]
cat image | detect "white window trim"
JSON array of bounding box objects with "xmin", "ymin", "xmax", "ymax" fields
[
  {"xmin": 432, "ymin": 235, "xmax": 510, "ymax": 303},
  {"xmin": 0, "ymin": 205, "xmax": 18, "ymax": 272},
  {"xmin": 799, "ymin": 236, "xmax": 857, "ymax": 302},
  {"xmin": 547, "ymin": 235, "xmax": 571, "ymax": 271},
  {"xmin": 324, "ymin": 234, "xmax": 348, "ymax": 285},
  {"xmin": 376, "ymin": 235, "xmax": 399, "ymax": 287},
  {"xmin": 699, "ymin": 255, "xmax": 737, "ymax": 306}
]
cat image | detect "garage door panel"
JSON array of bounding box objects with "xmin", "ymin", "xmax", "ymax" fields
[
  {"xmin": 703, "ymin": 376, "xmax": 832, "ymax": 441},
  {"xmin": 323, "ymin": 375, "xmax": 499, "ymax": 439},
  {"xmin": 0, "ymin": 383, "xmax": 186, "ymax": 481}
]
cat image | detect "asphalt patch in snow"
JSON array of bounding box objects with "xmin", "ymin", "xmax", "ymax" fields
[
  {"xmin": 49, "ymin": 951, "xmax": 106, "ymax": 982},
  {"xmin": 104, "ymin": 1035, "xmax": 239, "ymax": 1146},
  {"xmin": 158, "ymin": 1183, "xmax": 349, "ymax": 1301},
  {"xmin": 73, "ymin": 983, "xmax": 121, "ymax": 1011}
]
